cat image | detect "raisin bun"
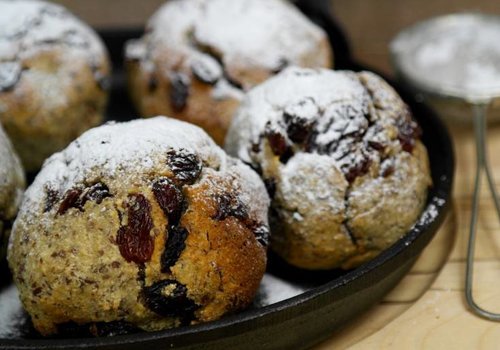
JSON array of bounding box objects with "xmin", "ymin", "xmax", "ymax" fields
[
  {"xmin": 125, "ymin": 0, "xmax": 332, "ymax": 145},
  {"xmin": 8, "ymin": 117, "xmax": 269, "ymax": 336},
  {"xmin": 226, "ymin": 67, "xmax": 432, "ymax": 270},
  {"xmin": 0, "ymin": 0, "xmax": 111, "ymax": 171},
  {"xmin": 0, "ymin": 124, "xmax": 25, "ymax": 261}
]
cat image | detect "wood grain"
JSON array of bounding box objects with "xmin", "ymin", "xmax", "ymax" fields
[{"xmin": 316, "ymin": 123, "xmax": 500, "ymax": 349}]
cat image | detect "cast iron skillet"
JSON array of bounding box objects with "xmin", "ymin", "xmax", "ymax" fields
[{"xmin": 0, "ymin": 1, "xmax": 454, "ymax": 349}]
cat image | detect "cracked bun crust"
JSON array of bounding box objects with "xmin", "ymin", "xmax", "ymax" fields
[
  {"xmin": 0, "ymin": 0, "xmax": 111, "ymax": 171},
  {"xmin": 125, "ymin": 0, "xmax": 332, "ymax": 145},
  {"xmin": 0, "ymin": 124, "xmax": 25, "ymax": 261},
  {"xmin": 7, "ymin": 117, "xmax": 269, "ymax": 336},
  {"xmin": 225, "ymin": 67, "xmax": 432, "ymax": 270}
]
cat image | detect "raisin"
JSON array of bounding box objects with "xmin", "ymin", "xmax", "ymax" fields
[
  {"xmin": 170, "ymin": 73, "xmax": 190, "ymax": 112},
  {"xmin": 397, "ymin": 113, "xmax": 422, "ymax": 153},
  {"xmin": 367, "ymin": 140, "xmax": 385, "ymax": 151},
  {"xmin": 212, "ymin": 193, "xmax": 248, "ymax": 221},
  {"xmin": 57, "ymin": 189, "xmax": 82, "ymax": 215},
  {"xmin": 116, "ymin": 194, "xmax": 154, "ymax": 264},
  {"xmin": 343, "ymin": 155, "xmax": 372, "ymax": 183},
  {"xmin": 279, "ymin": 147, "xmax": 294, "ymax": 164},
  {"xmin": 166, "ymin": 149, "xmax": 202, "ymax": 184},
  {"xmin": 382, "ymin": 164, "xmax": 395, "ymax": 177},
  {"xmin": 57, "ymin": 183, "xmax": 112, "ymax": 215},
  {"xmin": 264, "ymin": 122, "xmax": 289, "ymax": 157},
  {"xmin": 283, "ymin": 114, "xmax": 314, "ymax": 144},
  {"xmin": 142, "ymin": 280, "xmax": 199, "ymax": 323},
  {"xmin": 161, "ymin": 226, "xmax": 188, "ymax": 273},
  {"xmin": 44, "ymin": 188, "xmax": 59, "ymax": 213},
  {"xmin": 264, "ymin": 178, "xmax": 277, "ymax": 199},
  {"xmin": 152, "ymin": 178, "xmax": 184, "ymax": 225}
]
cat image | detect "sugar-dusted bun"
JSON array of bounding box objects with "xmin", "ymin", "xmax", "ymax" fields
[
  {"xmin": 0, "ymin": 124, "xmax": 25, "ymax": 261},
  {"xmin": 0, "ymin": 0, "xmax": 111, "ymax": 171},
  {"xmin": 8, "ymin": 117, "xmax": 269, "ymax": 336},
  {"xmin": 226, "ymin": 67, "xmax": 432, "ymax": 270},
  {"xmin": 125, "ymin": 0, "xmax": 332, "ymax": 145}
]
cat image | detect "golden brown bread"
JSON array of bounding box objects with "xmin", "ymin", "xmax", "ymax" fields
[
  {"xmin": 125, "ymin": 0, "xmax": 333, "ymax": 145},
  {"xmin": 225, "ymin": 68, "xmax": 432, "ymax": 270},
  {"xmin": 8, "ymin": 117, "xmax": 269, "ymax": 336},
  {"xmin": 0, "ymin": 124, "xmax": 24, "ymax": 261},
  {"xmin": 0, "ymin": 0, "xmax": 111, "ymax": 171}
]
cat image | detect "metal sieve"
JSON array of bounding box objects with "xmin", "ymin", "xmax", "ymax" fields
[{"xmin": 391, "ymin": 12, "xmax": 500, "ymax": 321}]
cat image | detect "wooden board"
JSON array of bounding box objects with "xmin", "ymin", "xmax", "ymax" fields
[{"xmin": 315, "ymin": 122, "xmax": 500, "ymax": 349}]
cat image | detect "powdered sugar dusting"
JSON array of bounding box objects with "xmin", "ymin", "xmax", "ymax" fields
[
  {"xmin": 127, "ymin": 0, "xmax": 330, "ymax": 98},
  {"xmin": 226, "ymin": 67, "xmax": 379, "ymax": 167},
  {"xmin": 225, "ymin": 67, "xmax": 431, "ymax": 267},
  {"xmin": 17, "ymin": 117, "xmax": 268, "ymax": 229},
  {"xmin": 0, "ymin": 0, "xmax": 108, "ymax": 90}
]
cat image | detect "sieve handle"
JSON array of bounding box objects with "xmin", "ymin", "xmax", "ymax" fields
[{"xmin": 465, "ymin": 102, "xmax": 500, "ymax": 320}]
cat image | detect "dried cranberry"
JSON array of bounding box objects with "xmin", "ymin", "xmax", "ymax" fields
[
  {"xmin": 382, "ymin": 164, "xmax": 395, "ymax": 177},
  {"xmin": 283, "ymin": 115, "xmax": 314, "ymax": 144},
  {"xmin": 161, "ymin": 226, "xmax": 188, "ymax": 273},
  {"xmin": 57, "ymin": 183, "xmax": 112, "ymax": 215},
  {"xmin": 367, "ymin": 140, "xmax": 385, "ymax": 151},
  {"xmin": 57, "ymin": 189, "xmax": 83, "ymax": 215},
  {"xmin": 152, "ymin": 178, "xmax": 184, "ymax": 225},
  {"xmin": 279, "ymin": 147, "xmax": 294, "ymax": 164},
  {"xmin": 212, "ymin": 193, "xmax": 248, "ymax": 221},
  {"xmin": 166, "ymin": 149, "xmax": 202, "ymax": 184},
  {"xmin": 342, "ymin": 155, "xmax": 372, "ymax": 183},
  {"xmin": 116, "ymin": 194, "xmax": 154, "ymax": 264},
  {"xmin": 265, "ymin": 129, "xmax": 288, "ymax": 157},
  {"xmin": 170, "ymin": 73, "xmax": 190, "ymax": 112},
  {"xmin": 142, "ymin": 280, "xmax": 199, "ymax": 323},
  {"xmin": 397, "ymin": 113, "xmax": 422, "ymax": 153}
]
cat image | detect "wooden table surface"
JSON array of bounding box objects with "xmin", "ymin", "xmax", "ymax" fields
[{"xmin": 313, "ymin": 121, "xmax": 500, "ymax": 349}]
